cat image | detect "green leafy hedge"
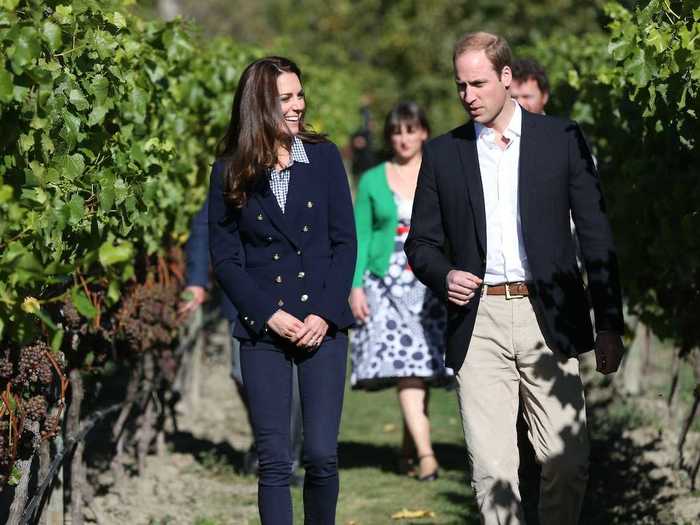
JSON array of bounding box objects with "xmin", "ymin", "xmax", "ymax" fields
[
  {"xmin": 522, "ymin": 0, "xmax": 700, "ymax": 349},
  {"xmin": 0, "ymin": 0, "xmax": 362, "ymax": 344}
]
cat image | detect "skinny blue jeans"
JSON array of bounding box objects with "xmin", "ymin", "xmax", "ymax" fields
[{"xmin": 239, "ymin": 332, "xmax": 347, "ymax": 525}]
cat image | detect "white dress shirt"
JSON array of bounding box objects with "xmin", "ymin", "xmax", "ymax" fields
[{"xmin": 474, "ymin": 101, "xmax": 531, "ymax": 285}]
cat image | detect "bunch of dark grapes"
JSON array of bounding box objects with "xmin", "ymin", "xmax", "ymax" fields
[
  {"xmin": 116, "ymin": 281, "xmax": 181, "ymax": 353},
  {"xmin": 24, "ymin": 395, "xmax": 48, "ymax": 422},
  {"xmin": 0, "ymin": 420, "xmax": 11, "ymax": 482},
  {"xmin": 61, "ymin": 299, "xmax": 83, "ymax": 332},
  {"xmin": 41, "ymin": 414, "xmax": 60, "ymax": 440},
  {"xmin": 15, "ymin": 342, "xmax": 52, "ymax": 387},
  {"xmin": 0, "ymin": 350, "xmax": 13, "ymax": 380}
]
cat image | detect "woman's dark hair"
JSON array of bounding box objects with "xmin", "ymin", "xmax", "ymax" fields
[
  {"xmin": 217, "ymin": 56, "xmax": 326, "ymax": 207},
  {"xmin": 383, "ymin": 101, "xmax": 431, "ymax": 149}
]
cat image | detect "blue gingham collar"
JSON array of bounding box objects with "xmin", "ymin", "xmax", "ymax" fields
[{"xmin": 290, "ymin": 136, "xmax": 309, "ymax": 165}]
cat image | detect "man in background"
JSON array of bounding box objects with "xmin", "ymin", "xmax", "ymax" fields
[{"xmin": 511, "ymin": 58, "xmax": 550, "ymax": 115}]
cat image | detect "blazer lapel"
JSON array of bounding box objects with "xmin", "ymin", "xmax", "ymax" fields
[
  {"xmin": 254, "ymin": 178, "xmax": 301, "ymax": 249},
  {"xmin": 283, "ymin": 159, "xmax": 310, "ymax": 235},
  {"xmin": 518, "ymin": 111, "xmax": 536, "ymax": 242},
  {"xmin": 456, "ymin": 123, "xmax": 487, "ymax": 254}
]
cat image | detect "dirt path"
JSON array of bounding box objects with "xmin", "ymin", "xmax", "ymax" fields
[
  {"xmin": 581, "ymin": 354, "xmax": 700, "ymax": 525},
  {"xmin": 89, "ymin": 339, "xmax": 259, "ymax": 525},
  {"xmin": 86, "ymin": 342, "xmax": 700, "ymax": 525}
]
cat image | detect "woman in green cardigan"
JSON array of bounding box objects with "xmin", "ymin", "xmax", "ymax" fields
[{"xmin": 349, "ymin": 102, "xmax": 451, "ymax": 481}]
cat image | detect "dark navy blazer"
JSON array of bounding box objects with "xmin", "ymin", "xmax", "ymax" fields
[
  {"xmin": 184, "ymin": 198, "xmax": 238, "ymax": 321},
  {"xmin": 208, "ymin": 141, "xmax": 357, "ymax": 340}
]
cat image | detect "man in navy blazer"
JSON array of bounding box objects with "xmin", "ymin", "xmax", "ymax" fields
[{"xmin": 405, "ymin": 32, "xmax": 624, "ymax": 524}]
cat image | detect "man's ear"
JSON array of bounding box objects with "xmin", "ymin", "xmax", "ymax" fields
[
  {"xmin": 500, "ymin": 65, "xmax": 512, "ymax": 88},
  {"xmin": 542, "ymin": 91, "xmax": 550, "ymax": 108}
]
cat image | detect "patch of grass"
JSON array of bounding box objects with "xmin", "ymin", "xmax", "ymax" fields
[
  {"xmin": 195, "ymin": 449, "xmax": 237, "ymax": 477},
  {"xmin": 298, "ymin": 384, "xmax": 477, "ymax": 524},
  {"xmin": 193, "ymin": 518, "xmax": 221, "ymax": 525},
  {"xmin": 244, "ymin": 382, "xmax": 477, "ymax": 524}
]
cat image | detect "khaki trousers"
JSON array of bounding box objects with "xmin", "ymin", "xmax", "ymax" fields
[{"xmin": 456, "ymin": 294, "xmax": 589, "ymax": 525}]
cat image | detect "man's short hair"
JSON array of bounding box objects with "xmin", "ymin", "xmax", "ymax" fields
[
  {"xmin": 453, "ymin": 31, "xmax": 512, "ymax": 75},
  {"xmin": 511, "ymin": 58, "xmax": 550, "ymax": 95}
]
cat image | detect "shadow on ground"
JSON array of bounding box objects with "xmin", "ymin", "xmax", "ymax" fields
[
  {"xmin": 167, "ymin": 430, "xmax": 247, "ymax": 472},
  {"xmin": 580, "ymin": 395, "xmax": 675, "ymax": 525}
]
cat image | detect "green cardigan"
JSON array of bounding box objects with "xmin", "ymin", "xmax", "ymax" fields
[{"xmin": 352, "ymin": 162, "xmax": 398, "ymax": 287}]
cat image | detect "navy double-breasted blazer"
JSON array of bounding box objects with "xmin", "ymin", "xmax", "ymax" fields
[{"xmin": 208, "ymin": 141, "xmax": 357, "ymax": 341}]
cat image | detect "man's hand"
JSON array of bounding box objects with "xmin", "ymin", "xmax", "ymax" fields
[
  {"xmin": 178, "ymin": 285, "xmax": 207, "ymax": 319},
  {"xmin": 291, "ymin": 314, "xmax": 329, "ymax": 349},
  {"xmin": 446, "ymin": 270, "xmax": 482, "ymax": 306},
  {"xmin": 594, "ymin": 332, "xmax": 625, "ymax": 375},
  {"xmin": 349, "ymin": 288, "xmax": 370, "ymax": 323},
  {"xmin": 267, "ymin": 310, "xmax": 305, "ymax": 341}
]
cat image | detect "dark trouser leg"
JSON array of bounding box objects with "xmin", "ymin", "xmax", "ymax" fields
[
  {"xmin": 240, "ymin": 344, "xmax": 294, "ymax": 525},
  {"xmin": 231, "ymin": 329, "xmax": 258, "ymax": 474},
  {"xmin": 290, "ymin": 361, "xmax": 303, "ymax": 470},
  {"xmin": 297, "ymin": 334, "xmax": 348, "ymax": 525}
]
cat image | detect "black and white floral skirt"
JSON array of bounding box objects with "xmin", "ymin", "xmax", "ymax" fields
[{"xmin": 350, "ymin": 223, "xmax": 452, "ymax": 391}]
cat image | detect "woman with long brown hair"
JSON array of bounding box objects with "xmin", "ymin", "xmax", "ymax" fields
[{"xmin": 208, "ymin": 56, "xmax": 356, "ymax": 525}]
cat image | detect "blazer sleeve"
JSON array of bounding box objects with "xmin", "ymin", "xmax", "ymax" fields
[
  {"xmin": 351, "ymin": 173, "xmax": 373, "ymax": 287},
  {"xmin": 185, "ymin": 197, "xmax": 210, "ymax": 288},
  {"xmin": 208, "ymin": 162, "xmax": 278, "ymax": 334},
  {"xmin": 567, "ymin": 122, "xmax": 624, "ymax": 334},
  {"xmin": 311, "ymin": 144, "xmax": 357, "ymax": 326},
  {"xmin": 404, "ymin": 145, "xmax": 453, "ymax": 298}
]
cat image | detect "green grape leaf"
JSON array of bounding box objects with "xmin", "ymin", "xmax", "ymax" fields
[
  {"xmin": 106, "ymin": 11, "xmax": 127, "ymax": 29},
  {"xmin": 10, "ymin": 26, "xmax": 41, "ymax": 72},
  {"xmin": 99, "ymin": 239, "xmax": 133, "ymax": 267},
  {"xmin": 0, "ymin": 68, "xmax": 13, "ymax": 103},
  {"xmin": 0, "ymin": 0, "xmax": 20, "ymax": 11},
  {"xmin": 87, "ymin": 104, "xmax": 109, "ymax": 126},
  {"xmin": 107, "ymin": 279, "xmax": 120, "ymax": 304},
  {"xmin": 56, "ymin": 153, "xmax": 85, "ymax": 180},
  {"xmin": 67, "ymin": 194, "xmax": 85, "ymax": 225},
  {"xmin": 54, "ymin": 4, "xmax": 74, "ymax": 25},
  {"xmin": 69, "ymin": 88, "xmax": 89, "ymax": 111},
  {"xmin": 51, "ymin": 329, "xmax": 64, "ymax": 352},
  {"xmin": 70, "ymin": 286, "xmax": 97, "ymax": 319},
  {"xmin": 88, "ymin": 74, "xmax": 110, "ymax": 105},
  {"xmin": 43, "ymin": 20, "xmax": 62, "ymax": 52}
]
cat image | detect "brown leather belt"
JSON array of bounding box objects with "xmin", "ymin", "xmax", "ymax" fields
[{"xmin": 485, "ymin": 282, "xmax": 529, "ymax": 298}]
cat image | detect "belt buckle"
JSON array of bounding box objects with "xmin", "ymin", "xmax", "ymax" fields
[{"xmin": 505, "ymin": 282, "xmax": 524, "ymax": 300}]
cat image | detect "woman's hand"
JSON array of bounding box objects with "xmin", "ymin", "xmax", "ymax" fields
[
  {"xmin": 292, "ymin": 314, "xmax": 329, "ymax": 349},
  {"xmin": 267, "ymin": 310, "xmax": 305, "ymax": 341},
  {"xmin": 178, "ymin": 285, "xmax": 207, "ymax": 320},
  {"xmin": 349, "ymin": 287, "xmax": 370, "ymax": 323}
]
